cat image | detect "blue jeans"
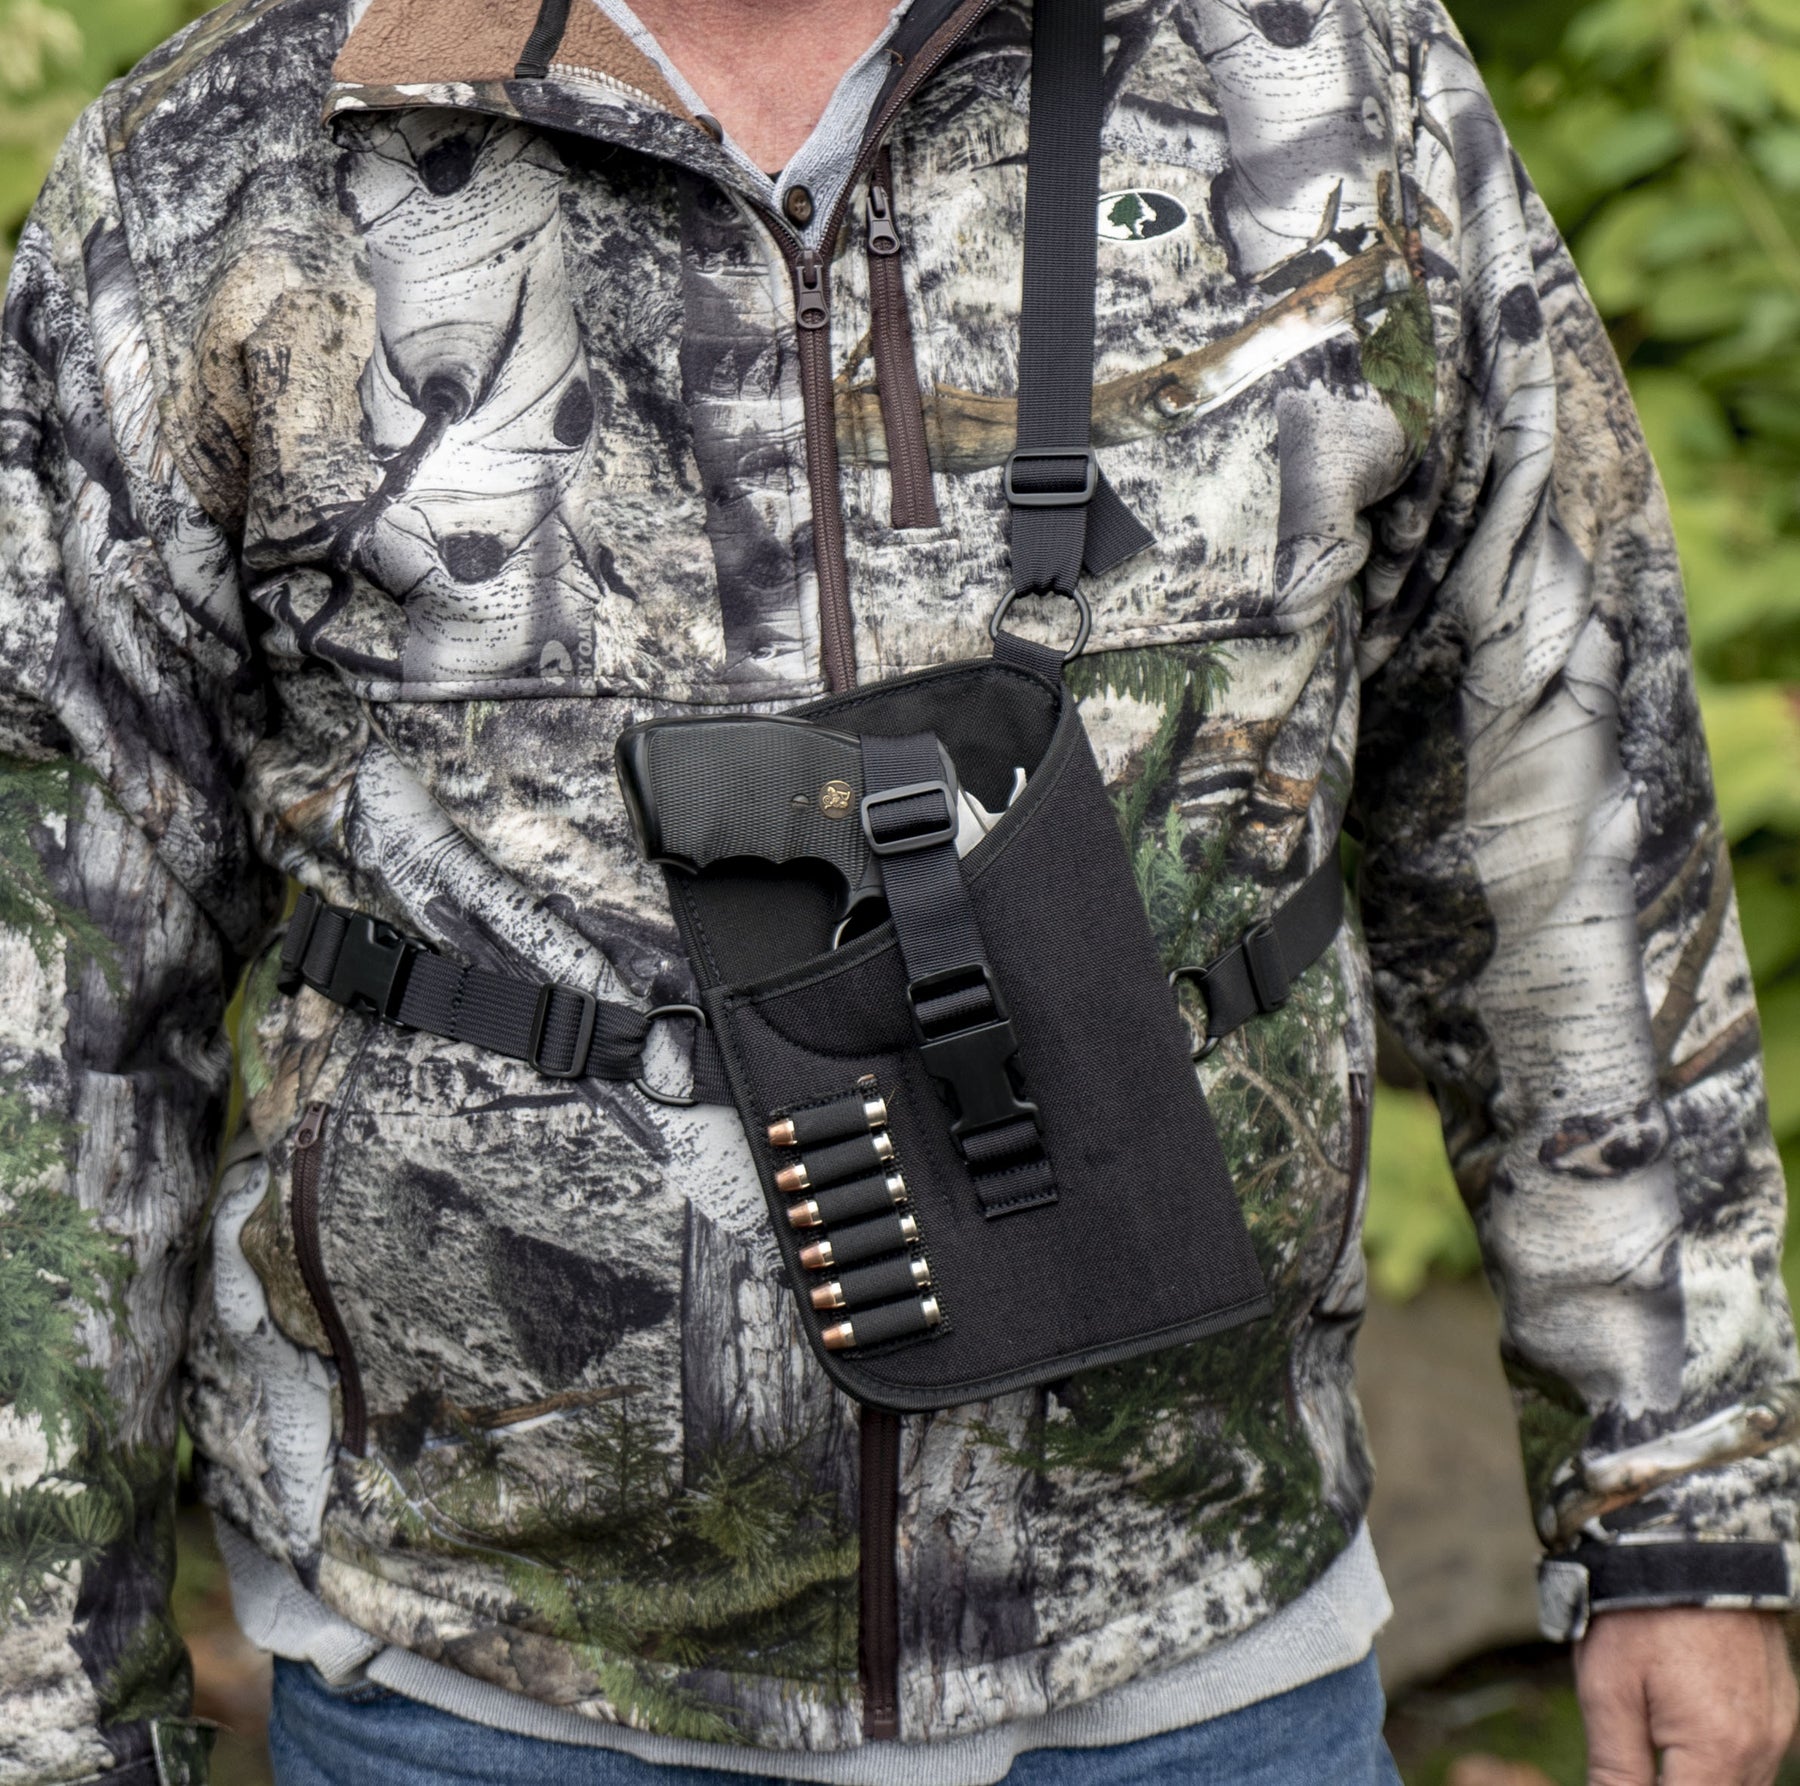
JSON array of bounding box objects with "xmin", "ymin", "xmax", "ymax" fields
[{"xmin": 269, "ymin": 1650, "xmax": 1402, "ymax": 1785}]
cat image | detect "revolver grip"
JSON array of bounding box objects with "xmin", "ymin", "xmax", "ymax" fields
[{"xmin": 615, "ymin": 716, "xmax": 873, "ymax": 890}]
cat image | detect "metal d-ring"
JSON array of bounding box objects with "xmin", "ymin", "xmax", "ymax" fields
[
  {"xmin": 988, "ymin": 586, "xmax": 1093, "ymax": 663},
  {"xmin": 1167, "ymin": 966, "xmax": 1221, "ymax": 1062},
  {"xmin": 634, "ymin": 1003, "xmax": 708, "ymax": 1106}
]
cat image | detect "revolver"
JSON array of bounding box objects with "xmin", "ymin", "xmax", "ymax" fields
[{"xmin": 616, "ymin": 715, "xmax": 958, "ymax": 941}]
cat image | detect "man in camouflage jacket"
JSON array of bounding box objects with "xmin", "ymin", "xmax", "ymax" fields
[{"xmin": 2, "ymin": 0, "xmax": 1797, "ymax": 1779}]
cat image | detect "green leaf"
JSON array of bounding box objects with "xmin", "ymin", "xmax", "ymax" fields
[
  {"xmin": 1580, "ymin": 106, "xmax": 1685, "ymax": 187},
  {"xmin": 1759, "ymin": 976, "xmax": 1800, "ymax": 1143},
  {"xmin": 1361, "ymin": 1084, "xmax": 1480, "ymax": 1303},
  {"xmin": 1695, "ymin": 680, "xmax": 1800, "ymax": 838},
  {"xmin": 1734, "ymin": 848, "xmax": 1800, "ymax": 985}
]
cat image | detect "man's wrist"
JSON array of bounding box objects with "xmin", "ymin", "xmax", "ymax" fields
[{"xmin": 1540, "ymin": 1536, "xmax": 1793, "ymax": 1640}]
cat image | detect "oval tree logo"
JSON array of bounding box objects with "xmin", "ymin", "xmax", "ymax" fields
[{"xmin": 1098, "ymin": 188, "xmax": 1189, "ymax": 242}]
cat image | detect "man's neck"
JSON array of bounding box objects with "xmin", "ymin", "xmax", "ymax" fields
[{"xmin": 629, "ymin": 0, "xmax": 896, "ymax": 171}]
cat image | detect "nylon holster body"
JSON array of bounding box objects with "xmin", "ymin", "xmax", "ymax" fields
[{"xmin": 659, "ymin": 655, "xmax": 1272, "ymax": 1413}]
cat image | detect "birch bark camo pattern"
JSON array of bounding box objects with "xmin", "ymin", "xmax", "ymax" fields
[{"xmin": 0, "ymin": 0, "xmax": 1796, "ymax": 1774}]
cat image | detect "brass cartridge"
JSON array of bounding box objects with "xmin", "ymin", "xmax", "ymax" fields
[
  {"xmin": 789, "ymin": 1170, "xmax": 906, "ymax": 1229},
  {"xmin": 822, "ymin": 1294, "xmax": 941, "ymax": 1351},
  {"xmin": 812, "ymin": 1255, "xmax": 930, "ymax": 1310},
  {"xmin": 774, "ymin": 1130, "xmax": 895, "ymax": 1196},
  {"xmin": 766, "ymin": 1092, "xmax": 888, "ymax": 1151},
  {"xmin": 798, "ymin": 1211, "xmax": 917, "ymax": 1272}
]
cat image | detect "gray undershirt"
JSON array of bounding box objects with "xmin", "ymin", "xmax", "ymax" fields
[
  {"xmin": 595, "ymin": 0, "xmax": 910, "ymax": 250},
  {"xmin": 221, "ymin": 1518, "xmax": 1391, "ymax": 1784}
]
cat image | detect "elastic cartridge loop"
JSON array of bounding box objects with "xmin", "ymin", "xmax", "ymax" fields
[{"xmin": 634, "ymin": 1003, "xmax": 709, "ymax": 1106}]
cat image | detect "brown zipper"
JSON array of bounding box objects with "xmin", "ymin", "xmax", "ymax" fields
[
  {"xmin": 790, "ymin": 259, "xmax": 858, "ymax": 691},
  {"xmin": 858, "ymin": 1406, "xmax": 902, "ymax": 1739},
  {"xmin": 866, "ymin": 149, "xmax": 941, "ymax": 531},
  {"xmin": 762, "ymin": 0, "xmax": 995, "ymax": 690},
  {"xmin": 292, "ymin": 1100, "xmax": 368, "ymax": 1455}
]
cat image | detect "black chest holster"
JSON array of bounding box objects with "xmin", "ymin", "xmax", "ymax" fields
[{"xmin": 282, "ymin": 0, "xmax": 1344, "ymax": 1414}]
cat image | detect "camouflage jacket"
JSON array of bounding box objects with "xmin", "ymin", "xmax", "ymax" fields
[{"xmin": 3, "ymin": 0, "xmax": 1797, "ymax": 1775}]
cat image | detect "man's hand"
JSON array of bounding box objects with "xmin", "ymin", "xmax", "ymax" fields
[{"xmin": 1574, "ymin": 1606, "xmax": 1798, "ymax": 1785}]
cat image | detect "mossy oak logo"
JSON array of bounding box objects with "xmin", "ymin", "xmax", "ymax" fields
[{"xmin": 1098, "ymin": 189, "xmax": 1188, "ymax": 242}]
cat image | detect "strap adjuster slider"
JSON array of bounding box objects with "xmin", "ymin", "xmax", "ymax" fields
[
  {"xmin": 1242, "ymin": 919, "xmax": 1291, "ymax": 1012},
  {"xmin": 861, "ymin": 780, "xmax": 958, "ymax": 856},
  {"xmin": 1003, "ymin": 447, "xmax": 1098, "ymax": 508},
  {"xmin": 528, "ymin": 983, "xmax": 598, "ymax": 1079}
]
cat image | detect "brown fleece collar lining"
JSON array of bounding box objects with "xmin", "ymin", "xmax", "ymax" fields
[{"xmin": 331, "ymin": 0, "xmax": 692, "ymax": 119}]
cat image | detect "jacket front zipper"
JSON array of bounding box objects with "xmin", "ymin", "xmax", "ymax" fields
[
  {"xmin": 867, "ymin": 149, "xmax": 941, "ymax": 531},
  {"xmin": 858, "ymin": 1405, "xmax": 903, "ymax": 1740},
  {"xmin": 790, "ymin": 254, "xmax": 858, "ymax": 691},
  {"xmin": 763, "ymin": 0, "xmax": 996, "ymax": 689},
  {"xmin": 292, "ymin": 1100, "xmax": 369, "ymax": 1455}
]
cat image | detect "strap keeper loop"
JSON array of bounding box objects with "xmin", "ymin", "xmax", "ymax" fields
[{"xmin": 1242, "ymin": 919, "xmax": 1291, "ymax": 1012}]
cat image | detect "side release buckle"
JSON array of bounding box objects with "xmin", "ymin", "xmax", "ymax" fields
[
  {"xmin": 325, "ymin": 915, "xmax": 425, "ymax": 1024},
  {"xmin": 908, "ymin": 965, "xmax": 1040, "ymax": 1140}
]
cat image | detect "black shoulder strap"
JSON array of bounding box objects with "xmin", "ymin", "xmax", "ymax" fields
[{"xmin": 1005, "ymin": 0, "xmax": 1154, "ymax": 604}]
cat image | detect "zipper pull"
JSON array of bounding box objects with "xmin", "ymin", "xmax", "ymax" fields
[
  {"xmin": 795, "ymin": 251, "xmax": 830, "ymax": 330},
  {"xmin": 867, "ymin": 181, "xmax": 900, "ymax": 257},
  {"xmin": 295, "ymin": 1101, "xmax": 328, "ymax": 1150}
]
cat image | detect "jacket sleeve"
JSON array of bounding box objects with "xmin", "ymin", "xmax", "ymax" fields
[
  {"xmin": 1355, "ymin": 0, "xmax": 1800, "ymax": 1640},
  {"xmin": 0, "ymin": 103, "xmax": 274, "ymax": 1782}
]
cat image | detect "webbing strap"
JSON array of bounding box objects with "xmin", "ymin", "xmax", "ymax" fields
[
  {"xmin": 1007, "ymin": 0, "xmax": 1154, "ymax": 599},
  {"xmin": 860, "ymin": 734, "xmax": 1056, "ymax": 1216},
  {"xmin": 860, "ymin": 734, "xmax": 986, "ymax": 992},
  {"xmin": 278, "ymin": 892, "xmax": 732, "ymax": 1105},
  {"xmin": 1173, "ymin": 860, "xmax": 1346, "ymax": 1052}
]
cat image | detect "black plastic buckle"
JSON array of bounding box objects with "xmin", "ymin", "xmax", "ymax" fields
[
  {"xmin": 325, "ymin": 916, "xmax": 423, "ymax": 1023},
  {"xmin": 908, "ymin": 966, "xmax": 1039, "ymax": 1139},
  {"xmin": 527, "ymin": 983, "xmax": 598, "ymax": 1080},
  {"xmin": 861, "ymin": 781, "xmax": 958, "ymax": 857},
  {"xmin": 1242, "ymin": 919, "xmax": 1291, "ymax": 1012},
  {"xmin": 1003, "ymin": 446, "xmax": 1098, "ymax": 508}
]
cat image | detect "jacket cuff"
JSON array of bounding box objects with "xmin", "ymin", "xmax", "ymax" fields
[{"xmin": 1538, "ymin": 1537, "xmax": 1796, "ymax": 1640}]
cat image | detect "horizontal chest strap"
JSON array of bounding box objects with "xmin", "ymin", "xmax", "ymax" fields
[{"xmin": 276, "ymin": 893, "xmax": 730, "ymax": 1106}]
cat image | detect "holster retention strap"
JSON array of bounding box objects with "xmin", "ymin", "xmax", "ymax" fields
[{"xmin": 861, "ymin": 732, "xmax": 1052, "ymax": 1214}]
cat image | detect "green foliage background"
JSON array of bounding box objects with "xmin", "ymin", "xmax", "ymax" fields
[{"xmin": 3, "ymin": 0, "xmax": 1797, "ymax": 1304}]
